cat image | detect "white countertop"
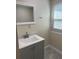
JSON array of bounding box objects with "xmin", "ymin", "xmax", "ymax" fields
[{"xmin": 18, "ymin": 35, "xmax": 44, "ymax": 49}]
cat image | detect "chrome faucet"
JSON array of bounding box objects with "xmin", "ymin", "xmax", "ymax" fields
[{"xmin": 23, "ymin": 32, "xmax": 29, "ymax": 38}]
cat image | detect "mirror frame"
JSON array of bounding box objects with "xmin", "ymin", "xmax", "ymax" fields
[{"xmin": 16, "ymin": 1, "xmax": 35, "ymax": 25}]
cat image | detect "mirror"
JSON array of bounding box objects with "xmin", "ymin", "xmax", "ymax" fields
[{"xmin": 16, "ymin": 4, "xmax": 34, "ymax": 24}]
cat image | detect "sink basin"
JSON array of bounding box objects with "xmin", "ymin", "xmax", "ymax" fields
[
  {"xmin": 20, "ymin": 36, "xmax": 38, "ymax": 43},
  {"xmin": 18, "ymin": 35, "xmax": 44, "ymax": 49}
]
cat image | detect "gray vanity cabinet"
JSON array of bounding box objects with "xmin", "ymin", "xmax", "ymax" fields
[
  {"xmin": 20, "ymin": 45, "xmax": 34, "ymax": 59},
  {"xmin": 34, "ymin": 41, "xmax": 44, "ymax": 59},
  {"xmin": 20, "ymin": 41, "xmax": 44, "ymax": 59}
]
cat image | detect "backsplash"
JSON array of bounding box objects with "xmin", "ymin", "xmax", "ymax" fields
[{"xmin": 17, "ymin": 25, "xmax": 36, "ymax": 39}]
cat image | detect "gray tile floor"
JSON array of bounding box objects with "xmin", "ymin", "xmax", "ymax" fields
[{"xmin": 44, "ymin": 46, "xmax": 62, "ymax": 59}]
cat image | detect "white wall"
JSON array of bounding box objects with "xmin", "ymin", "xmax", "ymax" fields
[
  {"xmin": 16, "ymin": 0, "xmax": 50, "ymax": 45},
  {"xmin": 50, "ymin": 31, "xmax": 62, "ymax": 51}
]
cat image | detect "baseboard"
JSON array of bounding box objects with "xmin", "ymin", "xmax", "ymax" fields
[{"xmin": 45, "ymin": 45, "xmax": 62, "ymax": 55}]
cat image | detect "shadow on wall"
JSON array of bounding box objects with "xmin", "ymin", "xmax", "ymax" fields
[{"xmin": 50, "ymin": 31, "xmax": 62, "ymax": 51}]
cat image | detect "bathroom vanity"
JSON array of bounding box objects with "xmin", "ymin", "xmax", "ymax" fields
[{"xmin": 18, "ymin": 35, "xmax": 44, "ymax": 59}]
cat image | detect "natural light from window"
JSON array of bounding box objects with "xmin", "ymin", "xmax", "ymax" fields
[{"xmin": 54, "ymin": 3, "xmax": 62, "ymax": 30}]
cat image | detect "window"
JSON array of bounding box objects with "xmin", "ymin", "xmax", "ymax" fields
[{"xmin": 54, "ymin": 3, "xmax": 62, "ymax": 30}]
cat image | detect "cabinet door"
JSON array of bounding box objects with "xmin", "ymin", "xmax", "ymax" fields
[
  {"xmin": 34, "ymin": 41, "xmax": 44, "ymax": 59},
  {"xmin": 20, "ymin": 41, "xmax": 44, "ymax": 59},
  {"xmin": 20, "ymin": 45, "xmax": 35, "ymax": 59}
]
